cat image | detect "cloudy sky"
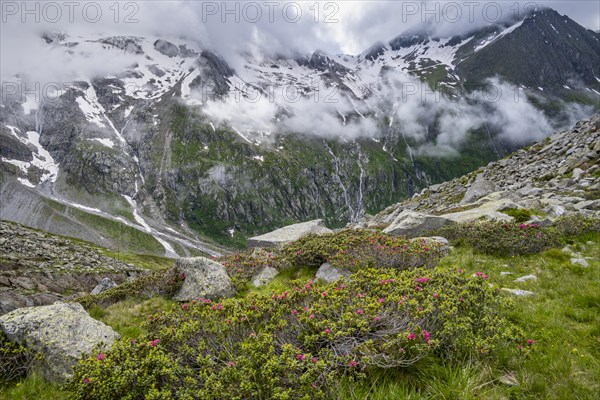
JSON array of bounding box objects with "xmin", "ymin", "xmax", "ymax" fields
[{"xmin": 2, "ymin": 0, "xmax": 598, "ymax": 62}]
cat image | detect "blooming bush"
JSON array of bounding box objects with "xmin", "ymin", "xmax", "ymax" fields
[
  {"xmin": 219, "ymin": 249, "xmax": 279, "ymax": 291},
  {"xmin": 553, "ymin": 214, "xmax": 600, "ymax": 238},
  {"xmin": 68, "ymin": 265, "xmax": 521, "ymax": 399},
  {"xmin": 434, "ymin": 221, "xmax": 561, "ymax": 256},
  {"xmin": 280, "ymin": 229, "xmax": 444, "ymax": 272},
  {"xmin": 434, "ymin": 216, "xmax": 600, "ymax": 256},
  {"xmin": 219, "ymin": 230, "xmax": 447, "ymax": 291},
  {"xmin": 77, "ymin": 267, "xmax": 185, "ymax": 309}
]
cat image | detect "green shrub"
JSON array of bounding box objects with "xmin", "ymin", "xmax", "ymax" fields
[
  {"xmin": 434, "ymin": 216, "xmax": 600, "ymax": 256},
  {"xmin": 502, "ymin": 208, "xmax": 536, "ymax": 223},
  {"xmin": 76, "ymin": 268, "xmax": 185, "ymax": 309},
  {"xmin": 221, "ymin": 231, "xmax": 446, "ymax": 292},
  {"xmin": 0, "ymin": 331, "xmax": 38, "ymax": 384},
  {"xmin": 68, "ymin": 266, "xmax": 521, "ymax": 399},
  {"xmin": 328, "ymin": 236, "xmax": 446, "ymax": 272},
  {"xmin": 280, "ymin": 230, "xmax": 444, "ymax": 272},
  {"xmin": 434, "ymin": 221, "xmax": 561, "ymax": 256},
  {"xmin": 219, "ymin": 249, "xmax": 279, "ymax": 292},
  {"xmin": 553, "ymin": 214, "xmax": 600, "ymax": 238}
]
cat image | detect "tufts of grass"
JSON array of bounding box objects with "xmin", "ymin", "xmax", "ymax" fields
[
  {"xmin": 0, "ymin": 372, "xmax": 68, "ymax": 400},
  {"xmin": 89, "ymin": 297, "xmax": 177, "ymax": 339}
]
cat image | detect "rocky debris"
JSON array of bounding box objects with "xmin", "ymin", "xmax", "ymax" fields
[
  {"xmin": 499, "ymin": 372, "xmax": 520, "ymax": 386},
  {"xmin": 440, "ymin": 199, "xmax": 515, "ymax": 223},
  {"xmin": 251, "ymin": 266, "xmax": 279, "ymax": 288},
  {"xmin": 247, "ymin": 219, "xmax": 333, "ymax": 248},
  {"xmin": 0, "ymin": 302, "xmax": 119, "ymax": 381},
  {"xmin": 173, "ymin": 257, "xmax": 234, "ymax": 301},
  {"xmin": 0, "ymin": 291, "xmax": 62, "ymax": 316},
  {"xmin": 368, "ymin": 115, "xmax": 600, "ymax": 225},
  {"xmin": 460, "ymin": 175, "xmax": 497, "ymax": 204},
  {"xmin": 91, "ymin": 278, "xmax": 119, "ymax": 295},
  {"xmin": 382, "ymin": 210, "xmax": 455, "ymax": 237},
  {"xmin": 501, "ymin": 288, "xmax": 536, "ymax": 296},
  {"xmin": 562, "ymin": 245, "xmax": 576, "ymax": 254},
  {"xmin": 514, "ymin": 275, "xmax": 538, "ymax": 283},
  {"xmin": 98, "ymin": 36, "xmax": 143, "ymax": 54},
  {"xmin": 0, "ymin": 221, "xmax": 142, "ymax": 315},
  {"xmin": 571, "ymin": 258, "xmax": 589, "ymax": 267},
  {"xmin": 153, "ymin": 39, "xmax": 179, "ymax": 57},
  {"xmin": 315, "ymin": 263, "xmax": 351, "ymax": 283}
]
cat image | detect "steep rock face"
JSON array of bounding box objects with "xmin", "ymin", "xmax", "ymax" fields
[
  {"xmin": 457, "ymin": 9, "xmax": 600, "ymax": 89},
  {"xmin": 153, "ymin": 39, "xmax": 180, "ymax": 57},
  {"xmin": 191, "ymin": 51, "xmax": 236, "ymax": 97}
]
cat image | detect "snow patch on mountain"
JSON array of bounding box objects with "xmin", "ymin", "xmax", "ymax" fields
[{"xmin": 1, "ymin": 128, "xmax": 59, "ymax": 186}]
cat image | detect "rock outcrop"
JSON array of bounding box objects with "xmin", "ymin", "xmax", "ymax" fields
[
  {"xmin": 247, "ymin": 219, "xmax": 333, "ymax": 248},
  {"xmin": 0, "ymin": 302, "xmax": 119, "ymax": 381},
  {"xmin": 368, "ymin": 115, "xmax": 600, "ymax": 227},
  {"xmin": 251, "ymin": 266, "xmax": 279, "ymax": 287},
  {"xmin": 91, "ymin": 278, "xmax": 119, "ymax": 295},
  {"xmin": 382, "ymin": 210, "xmax": 455, "ymax": 237},
  {"xmin": 315, "ymin": 263, "xmax": 351, "ymax": 283},
  {"xmin": 460, "ymin": 175, "xmax": 497, "ymax": 204},
  {"xmin": 173, "ymin": 257, "xmax": 234, "ymax": 301}
]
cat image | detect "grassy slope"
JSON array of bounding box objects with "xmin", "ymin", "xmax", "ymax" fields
[{"xmin": 1, "ymin": 234, "xmax": 598, "ymax": 399}]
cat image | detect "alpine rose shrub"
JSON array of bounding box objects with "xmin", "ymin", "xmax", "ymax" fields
[
  {"xmin": 68, "ymin": 265, "xmax": 521, "ymax": 400},
  {"xmin": 434, "ymin": 216, "xmax": 600, "ymax": 256},
  {"xmin": 220, "ymin": 230, "xmax": 447, "ymax": 292},
  {"xmin": 280, "ymin": 229, "xmax": 445, "ymax": 271},
  {"xmin": 434, "ymin": 221, "xmax": 561, "ymax": 256}
]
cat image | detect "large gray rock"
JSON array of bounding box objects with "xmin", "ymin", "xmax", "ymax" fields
[
  {"xmin": 91, "ymin": 278, "xmax": 118, "ymax": 295},
  {"xmin": 382, "ymin": 210, "xmax": 454, "ymax": 237},
  {"xmin": 0, "ymin": 302, "xmax": 119, "ymax": 381},
  {"xmin": 173, "ymin": 257, "xmax": 234, "ymax": 301},
  {"xmin": 315, "ymin": 263, "xmax": 351, "ymax": 283},
  {"xmin": 251, "ymin": 266, "xmax": 279, "ymax": 288},
  {"xmin": 460, "ymin": 175, "xmax": 497, "ymax": 204},
  {"xmin": 247, "ymin": 219, "xmax": 333, "ymax": 248},
  {"xmin": 441, "ymin": 199, "xmax": 515, "ymax": 223}
]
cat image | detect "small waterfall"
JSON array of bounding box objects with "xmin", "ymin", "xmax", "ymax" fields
[
  {"xmin": 401, "ymin": 131, "xmax": 414, "ymax": 165},
  {"xmin": 484, "ymin": 123, "xmax": 501, "ymax": 158},
  {"xmin": 35, "ymin": 102, "xmax": 44, "ymax": 135},
  {"xmin": 354, "ymin": 141, "xmax": 367, "ymax": 222},
  {"xmin": 324, "ymin": 141, "xmax": 356, "ymax": 222}
]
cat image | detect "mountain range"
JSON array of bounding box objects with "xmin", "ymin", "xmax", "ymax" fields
[{"xmin": 1, "ymin": 7, "xmax": 599, "ymax": 254}]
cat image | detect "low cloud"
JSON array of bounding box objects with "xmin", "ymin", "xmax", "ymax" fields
[{"xmin": 200, "ymin": 70, "xmax": 591, "ymax": 156}]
